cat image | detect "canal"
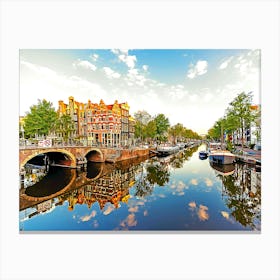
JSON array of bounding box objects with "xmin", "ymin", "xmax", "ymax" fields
[{"xmin": 19, "ymin": 144, "xmax": 261, "ymax": 231}]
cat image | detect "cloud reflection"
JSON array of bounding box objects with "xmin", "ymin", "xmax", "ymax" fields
[
  {"xmin": 188, "ymin": 201, "xmax": 210, "ymax": 221},
  {"xmin": 205, "ymin": 178, "xmax": 213, "ymax": 187},
  {"xmin": 128, "ymin": 206, "xmax": 139, "ymax": 213},
  {"xmin": 80, "ymin": 210, "xmax": 97, "ymax": 222},
  {"xmin": 120, "ymin": 213, "xmax": 137, "ymax": 229},
  {"xmin": 171, "ymin": 180, "xmax": 189, "ymax": 196},
  {"xmin": 103, "ymin": 204, "xmax": 116, "ymax": 216},
  {"xmin": 188, "ymin": 201, "xmax": 196, "ymax": 209},
  {"xmin": 198, "ymin": 205, "xmax": 209, "ymax": 221},
  {"xmin": 221, "ymin": 211, "xmax": 229, "ymax": 219},
  {"xmin": 190, "ymin": 179, "xmax": 198, "ymax": 185}
]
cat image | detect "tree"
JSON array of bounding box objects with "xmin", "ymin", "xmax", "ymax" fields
[
  {"xmin": 144, "ymin": 120, "xmax": 157, "ymax": 142},
  {"xmin": 154, "ymin": 113, "xmax": 170, "ymax": 142},
  {"xmin": 54, "ymin": 114, "xmax": 76, "ymax": 144},
  {"xmin": 252, "ymin": 106, "xmax": 261, "ymax": 143},
  {"xmin": 23, "ymin": 99, "xmax": 58, "ymax": 138},
  {"xmin": 134, "ymin": 110, "xmax": 151, "ymax": 142},
  {"xmin": 168, "ymin": 123, "xmax": 184, "ymax": 144},
  {"xmin": 225, "ymin": 92, "xmax": 256, "ymax": 148}
]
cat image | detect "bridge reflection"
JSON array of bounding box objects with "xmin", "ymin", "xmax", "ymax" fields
[{"xmin": 19, "ymin": 156, "xmax": 148, "ymax": 212}]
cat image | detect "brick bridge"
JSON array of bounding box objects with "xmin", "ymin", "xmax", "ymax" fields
[{"xmin": 19, "ymin": 145, "xmax": 150, "ymax": 168}]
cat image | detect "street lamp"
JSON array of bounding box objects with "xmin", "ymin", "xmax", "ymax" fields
[{"xmin": 20, "ymin": 125, "xmax": 25, "ymax": 139}]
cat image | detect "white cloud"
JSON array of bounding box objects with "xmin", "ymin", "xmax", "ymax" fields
[
  {"xmin": 143, "ymin": 65, "xmax": 149, "ymax": 71},
  {"xmin": 126, "ymin": 68, "xmax": 146, "ymax": 86},
  {"xmin": 111, "ymin": 49, "xmax": 137, "ymax": 69},
  {"xmin": 187, "ymin": 60, "xmax": 208, "ymax": 79},
  {"xmin": 119, "ymin": 54, "xmax": 137, "ymax": 69},
  {"xmin": 73, "ymin": 59, "xmax": 97, "ymax": 71},
  {"xmin": 219, "ymin": 56, "xmax": 233, "ymax": 70},
  {"xmin": 103, "ymin": 67, "xmax": 121, "ymax": 79},
  {"xmin": 20, "ymin": 60, "xmax": 108, "ymax": 115},
  {"xmin": 90, "ymin": 53, "xmax": 99, "ymax": 61}
]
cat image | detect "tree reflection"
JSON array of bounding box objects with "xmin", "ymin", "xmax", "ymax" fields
[
  {"xmin": 216, "ymin": 163, "xmax": 261, "ymax": 230},
  {"xmin": 184, "ymin": 146, "xmax": 199, "ymax": 161},
  {"xmin": 146, "ymin": 163, "xmax": 170, "ymax": 186},
  {"xmin": 134, "ymin": 163, "xmax": 154, "ymax": 198},
  {"xmin": 170, "ymin": 153, "xmax": 184, "ymax": 169},
  {"xmin": 133, "ymin": 159, "xmax": 172, "ymax": 198}
]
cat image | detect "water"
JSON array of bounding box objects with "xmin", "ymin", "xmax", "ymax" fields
[{"xmin": 19, "ymin": 144, "xmax": 261, "ymax": 232}]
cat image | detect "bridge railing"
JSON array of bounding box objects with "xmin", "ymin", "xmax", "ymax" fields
[{"xmin": 19, "ymin": 141, "xmax": 138, "ymax": 150}]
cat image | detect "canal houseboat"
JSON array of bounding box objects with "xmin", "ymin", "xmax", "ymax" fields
[
  {"xmin": 207, "ymin": 142, "xmax": 222, "ymax": 153},
  {"xmin": 156, "ymin": 144, "xmax": 180, "ymax": 157},
  {"xmin": 208, "ymin": 150, "xmax": 236, "ymax": 164}
]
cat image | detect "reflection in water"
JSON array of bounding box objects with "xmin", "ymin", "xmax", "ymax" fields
[
  {"xmin": 210, "ymin": 162, "xmax": 235, "ymax": 176},
  {"xmin": 19, "ymin": 144, "xmax": 261, "ymax": 231},
  {"xmin": 214, "ymin": 163, "xmax": 261, "ymax": 230},
  {"xmin": 86, "ymin": 162, "xmax": 103, "ymax": 179},
  {"xmin": 24, "ymin": 167, "xmax": 75, "ymax": 197}
]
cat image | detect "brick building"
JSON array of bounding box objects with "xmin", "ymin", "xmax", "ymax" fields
[{"xmin": 57, "ymin": 96, "xmax": 135, "ymax": 147}]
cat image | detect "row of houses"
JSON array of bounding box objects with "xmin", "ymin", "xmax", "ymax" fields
[{"xmin": 57, "ymin": 96, "xmax": 136, "ymax": 147}]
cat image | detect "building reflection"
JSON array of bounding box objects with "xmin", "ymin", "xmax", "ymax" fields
[
  {"xmin": 213, "ymin": 163, "xmax": 261, "ymax": 230},
  {"xmin": 61, "ymin": 163, "xmax": 139, "ymax": 211}
]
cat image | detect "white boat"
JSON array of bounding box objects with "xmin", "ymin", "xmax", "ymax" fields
[
  {"xmin": 156, "ymin": 144, "xmax": 180, "ymax": 157},
  {"xmin": 207, "ymin": 142, "xmax": 222, "ymax": 153},
  {"xmin": 208, "ymin": 150, "xmax": 236, "ymax": 165}
]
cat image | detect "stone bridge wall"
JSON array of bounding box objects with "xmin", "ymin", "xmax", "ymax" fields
[{"xmin": 19, "ymin": 146, "xmax": 150, "ymax": 168}]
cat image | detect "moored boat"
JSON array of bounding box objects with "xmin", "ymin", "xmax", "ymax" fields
[
  {"xmin": 208, "ymin": 150, "xmax": 236, "ymax": 165},
  {"xmin": 207, "ymin": 142, "xmax": 222, "ymax": 153},
  {"xmin": 199, "ymin": 151, "xmax": 208, "ymax": 159},
  {"xmin": 156, "ymin": 144, "xmax": 180, "ymax": 157}
]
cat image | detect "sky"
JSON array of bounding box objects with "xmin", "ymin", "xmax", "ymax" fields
[{"xmin": 20, "ymin": 49, "xmax": 260, "ymax": 135}]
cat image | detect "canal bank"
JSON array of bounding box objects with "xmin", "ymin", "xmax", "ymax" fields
[{"xmin": 104, "ymin": 147, "xmax": 151, "ymax": 164}]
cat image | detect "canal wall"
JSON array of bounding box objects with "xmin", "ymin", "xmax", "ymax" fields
[{"xmin": 104, "ymin": 147, "xmax": 150, "ymax": 163}]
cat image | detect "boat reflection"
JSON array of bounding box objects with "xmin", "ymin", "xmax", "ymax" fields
[{"xmin": 210, "ymin": 162, "xmax": 235, "ymax": 176}]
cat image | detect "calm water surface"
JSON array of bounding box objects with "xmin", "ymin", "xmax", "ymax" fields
[{"xmin": 19, "ymin": 144, "xmax": 261, "ymax": 231}]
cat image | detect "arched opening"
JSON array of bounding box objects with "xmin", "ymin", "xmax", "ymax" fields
[
  {"xmin": 20, "ymin": 151, "xmax": 76, "ymax": 191},
  {"xmin": 24, "ymin": 168, "xmax": 76, "ymax": 198},
  {"xmin": 86, "ymin": 162, "xmax": 104, "ymax": 180},
  {"xmin": 85, "ymin": 149, "xmax": 104, "ymax": 163}
]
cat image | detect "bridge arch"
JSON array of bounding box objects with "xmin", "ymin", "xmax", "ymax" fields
[
  {"xmin": 84, "ymin": 148, "xmax": 104, "ymax": 163},
  {"xmin": 20, "ymin": 149, "xmax": 76, "ymax": 168}
]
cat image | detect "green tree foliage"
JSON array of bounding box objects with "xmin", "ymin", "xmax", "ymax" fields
[
  {"xmin": 145, "ymin": 120, "xmax": 157, "ymax": 141},
  {"xmin": 134, "ymin": 110, "xmax": 151, "ymax": 141},
  {"xmin": 168, "ymin": 123, "xmax": 185, "ymax": 144},
  {"xmin": 54, "ymin": 114, "xmax": 76, "ymax": 143},
  {"xmin": 23, "ymin": 99, "xmax": 58, "ymax": 138},
  {"xmin": 154, "ymin": 113, "xmax": 170, "ymax": 142},
  {"xmin": 207, "ymin": 118, "xmax": 224, "ymax": 141},
  {"xmin": 225, "ymin": 92, "xmax": 256, "ymax": 147},
  {"xmin": 133, "ymin": 110, "xmax": 200, "ymax": 143},
  {"xmin": 207, "ymin": 92, "xmax": 258, "ymax": 148},
  {"xmin": 184, "ymin": 128, "xmax": 201, "ymax": 140}
]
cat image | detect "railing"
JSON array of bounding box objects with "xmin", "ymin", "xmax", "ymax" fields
[{"xmin": 19, "ymin": 141, "xmax": 138, "ymax": 150}]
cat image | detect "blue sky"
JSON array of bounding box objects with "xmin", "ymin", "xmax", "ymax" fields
[{"xmin": 20, "ymin": 49, "xmax": 260, "ymax": 134}]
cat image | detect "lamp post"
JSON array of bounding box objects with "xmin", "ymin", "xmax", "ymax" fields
[
  {"xmin": 20, "ymin": 125, "xmax": 25, "ymax": 146},
  {"xmin": 20, "ymin": 125, "xmax": 25, "ymax": 139}
]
